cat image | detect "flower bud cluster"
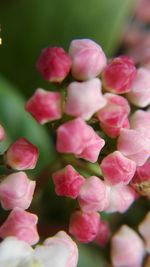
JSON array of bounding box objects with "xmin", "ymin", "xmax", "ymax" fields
[
  {"xmin": 0, "ymin": 135, "xmax": 39, "ymax": 245},
  {"xmin": 0, "ymin": 127, "xmax": 78, "ymax": 267},
  {"xmin": 24, "ymin": 38, "xmax": 150, "ymax": 249}
]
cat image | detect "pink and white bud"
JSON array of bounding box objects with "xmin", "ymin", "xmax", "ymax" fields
[
  {"xmin": 111, "ymin": 225, "xmax": 145, "ymax": 267},
  {"xmin": 100, "ymin": 151, "xmax": 136, "ymax": 185},
  {"xmin": 69, "ymin": 39, "xmax": 107, "ymax": 80},
  {"xmin": 65, "ymin": 78, "xmax": 106, "ymax": 120},
  {"xmin": 0, "ymin": 124, "xmax": 5, "ymax": 141},
  {"xmin": 117, "ymin": 128, "xmax": 150, "ymax": 166},
  {"xmin": 131, "ymin": 159, "xmax": 150, "ymax": 197},
  {"xmin": 56, "ymin": 118, "xmax": 105, "ymax": 163},
  {"xmin": 95, "ymin": 220, "xmax": 111, "ymax": 247},
  {"xmin": 0, "ymin": 237, "xmax": 34, "ymax": 267},
  {"xmin": 97, "ymin": 93, "xmax": 130, "ymax": 138},
  {"xmin": 25, "ymin": 88, "xmax": 62, "ymax": 124},
  {"xmin": 69, "ymin": 210, "xmax": 100, "ymax": 243},
  {"xmin": 0, "ymin": 232, "xmax": 79, "ymax": 267},
  {"xmin": 102, "ymin": 56, "xmax": 137, "ymax": 94},
  {"xmin": 52, "ymin": 165, "xmax": 85, "ymax": 199},
  {"xmin": 78, "ymin": 176, "xmax": 110, "ymax": 212},
  {"xmin": 130, "ymin": 110, "xmax": 150, "ymax": 139},
  {"xmin": 0, "ymin": 172, "xmax": 35, "ymax": 210},
  {"xmin": 36, "ymin": 47, "xmax": 72, "ymax": 83},
  {"xmin": 127, "ymin": 68, "xmax": 150, "ymax": 107},
  {"xmin": 5, "ymin": 138, "xmax": 39, "ymax": 170},
  {"xmin": 40, "ymin": 231, "xmax": 78, "ymax": 267},
  {"xmin": 0, "ymin": 208, "xmax": 39, "ymax": 245},
  {"xmin": 106, "ymin": 184, "xmax": 137, "ymax": 213},
  {"xmin": 139, "ymin": 212, "xmax": 150, "ymax": 253}
]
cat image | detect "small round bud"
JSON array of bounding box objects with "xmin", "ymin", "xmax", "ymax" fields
[
  {"xmin": 36, "ymin": 47, "xmax": 72, "ymax": 83},
  {"xmin": 5, "ymin": 138, "xmax": 39, "ymax": 170},
  {"xmin": 69, "ymin": 39, "xmax": 107, "ymax": 80},
  {"xmin": 69, "ymin": 210, "xmax": 100, "ymax": 243},
  {"xmin": 102, "ymin": 56, "xmax": 137, "ymax": 94}
]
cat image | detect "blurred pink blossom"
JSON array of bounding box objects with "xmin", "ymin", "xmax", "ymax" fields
[
  {"xmin": 111, "ymin": 225, "xmax": 145, "ymax": 267},
  {"xmin": 95, "ymin": 220, "xmax": 111, "ymax": 247},
  {"xmin": 69, "ymin": 210, "xmax": 100, "ymax": 243},
  {"xmin": 127, "ymin": 68, "xmax": 150, "ymax": 107}
]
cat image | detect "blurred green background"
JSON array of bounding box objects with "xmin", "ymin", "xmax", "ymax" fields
[{"xmin": 0, "ymin": 1, "xmax": 138, "ymax": 266}]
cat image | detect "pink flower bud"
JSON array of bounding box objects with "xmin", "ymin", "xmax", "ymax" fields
[
  {"xmin": 117, "ymin": 128, "xmax": 150, "ymax": 166},
  {"xmin": 65, "ymin": 78, "xmax": 106, "ymax": 120},
  {"xmin": 127, "ymin": 68, "xmax": 150, "ymax": 107},
  {"xmin": 0, "ymin": 208, "xmax": 39, "ymax": 245},
  {"xmin": 95, "ymin": 220, "xmax": 111, "ymax": 247},
  {"xmin": 36, "ymin": 47, "xmax": 72, "ymax": 83},
  {"xmin": 132, "ymin": 159, "xmax": 150, "ymax": 184},
  {"xmin": 41, "ymin": 231, "xmax": 78, "ymax": 267},
  {"xmin": 56, "ymin": 118, "xmax": 105, "ymax": 163},
  {"xmin": 139, "ymin": 212, "xmax": 150, "ymax": 253},
  {"xmin": 52, "ymin": 165, "xmax": 85, "ymax": 199},
  {"xmin": 78, "ymin": 176, "xmax": 109, "ymax": 212},
  {"xmin": 111, "ymin": 225, "xmax": 145, "ymax": 267},
  {"xmin": 25, "ymin": 88, "xmax": 62, "ymax": 124},
  {"xmin": 102, "ymin": 56, "xmax": 137, "ymax": 94},
  {"xmin": 106, "ymin": 185, "xmax": 137, "ymax": 213},
  {"xmin": 130, "ymin": 110, "xmax": 150, "ymax": 139},
  {"xmin": 69, "ymin": 210, "xmax": 100, "ymax": 243},
  {"xmin": 5, "ymin": 138, "xmax": 39, "ymax": 170},
  {"xmin": 100, "ymin": 151, "xmax": 136, "ymax": 185},
  {"xmin": 0, "ymin": 124, "xmax": 5, "ymax": 141},
  {"xmin": 69, "ymin": 39, "xmax": 107, "ymax": 80},
  {"xmin": 97, "ymin": 93, "xmax": 130, "ymax": 138},
  {"xmin": 131, "ymin": 159, "xmax": 150, "ymax": 197},
  {"xmin": 0, "ymin": 172, "xmax": 35, "ymax": 210}
]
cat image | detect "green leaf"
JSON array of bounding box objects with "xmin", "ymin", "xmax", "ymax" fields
[
  {"xmin": 0, "ymin": 0, "xmax": 135, "ymax": 96},
  {"xmin": 0, "ymin": 76, "xmax": 55, "ymax": 176},
  {"xmin": 78, "ymin": 244, "xmax": 107, "ymax": 267}
]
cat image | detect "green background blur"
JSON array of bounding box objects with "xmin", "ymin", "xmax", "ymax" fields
[{"xmin": 0, "ymin": 1, "xmax": 137, "ymax": 266}]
